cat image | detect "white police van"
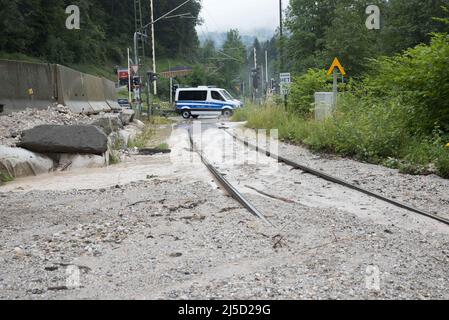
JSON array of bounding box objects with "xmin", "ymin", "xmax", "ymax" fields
[{"xmin": 175, "ymin": 86, "xmax": 242, "ymax": 119}]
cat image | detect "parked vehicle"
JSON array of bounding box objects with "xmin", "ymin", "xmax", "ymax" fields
[
  {"xmin": 175, "ymin": 87, "xmax": 242, "ymax": 119},
  {"xmin": 117, "ymin": 99, "xmax": 132, "ymax": 109}
]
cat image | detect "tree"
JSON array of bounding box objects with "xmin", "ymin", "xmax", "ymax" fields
[
  {"xmin": 324, "ymin": 0, "xmax": 385, "ymax": 75},
  {"xmin": 0, "ymin": 0, "xmax": 203, "ymax": 65},
  {"xmin": 381, "ymin": 0, "xmax": 449, "ymax": 55},
  {"xmin": 284, "ymin": 0, "xmax": 449, "ymax": 76},
  {"xmin": 220, "ymin": 29, "xmax": 247, "ymax": 93},
  {"xmin": 285, "ymin": 0, "xmax": 339, "ymax": 73}
]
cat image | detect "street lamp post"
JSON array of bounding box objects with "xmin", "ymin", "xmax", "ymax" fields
[{"xmin": 150, "ymin": 0, "xmax": 157, "ymax": 95}]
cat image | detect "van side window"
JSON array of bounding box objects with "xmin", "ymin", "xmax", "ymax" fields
[
  {"xmin": 179, "ymin": 91, "xmax": 207, "ymax": 101},
  {"xmin": 211, "ymin": 91, "xmax": 225, "ymax": 101}
]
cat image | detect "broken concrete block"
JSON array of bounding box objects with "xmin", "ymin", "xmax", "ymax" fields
[
  {"xmin": 119, "ymin": 109, "xmax": 135, "ymax": 125},
  {"xmin": 0, "ymin": 146, "xmax": 54, "ymax": 178},
  {"xmin": 90, "ymin": 114, "xmax": 124, "ymax": 136}
]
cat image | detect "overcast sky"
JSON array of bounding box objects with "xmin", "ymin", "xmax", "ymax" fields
[{"xmin": 197, "ymin": 0, "xmax": 290, "ymax": 33}]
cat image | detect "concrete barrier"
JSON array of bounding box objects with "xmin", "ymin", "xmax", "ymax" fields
[
  {"xmin": 0, "ymin": 60, "xmax": 57, "ymax": 114},
  {"xmin": 103, "ymin": 78, "xmax": 121, "ymax": 111},
  {"xmin": 0, "ymin": 60, "xmax": 119, "ymax": 115},
  {"xmin": 55, "ymin": 65, "xmax": 95, "ymax": 114},
  {"xmin": 83, "ymin": 73, "xmax": 111, "ymax": 113}
]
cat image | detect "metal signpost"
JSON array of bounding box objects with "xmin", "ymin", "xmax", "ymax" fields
[
  {"xmin": 280, "ymin": 72, "xmax": 291, "ymax": 110},
  {"xmin": 326, "ymin": 58, "xmax": 346, "ymax": 109}
]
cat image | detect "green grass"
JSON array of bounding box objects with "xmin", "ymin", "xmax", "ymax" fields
[
  {"xmin": 128, "ymin": 123, "xmax": 154, "ymax": 149},
  {"xmin": 149, "ymin": 116, "xmax": 175, "ymax": 125},
  {"xmin": 0, "ymin": 51, "xmax": 43, "ymax": 63},
  {"xmin": 156, "ymin": 143, "xmax": 170, "ymax": 150},
  {"xmin": 108, "ymin": 151, "xmax": 121, "ymax": 165},
  {"xmin": 0, "ymin": 51, "xmax": 118, "ymax": 80},
  {"xmin": 0, "ymin": 172, "xmax": 14, "ymax": 185},
  {"xmin": 68, "ymin": 62, "xmax": 116, "ymax": 80}
]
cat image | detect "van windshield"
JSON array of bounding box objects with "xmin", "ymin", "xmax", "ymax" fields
[{"xmin": 220, "ymin": 90, "xmax": 234, "ymax": 101}]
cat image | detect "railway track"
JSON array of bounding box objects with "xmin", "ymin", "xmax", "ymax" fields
[
  {"xmin": 188, "ymin": 128, "xmax": 273, "ymax": 226},
  {"xmin": 188, "ymin": 124, "xmax": 449, "ymax": 227}
]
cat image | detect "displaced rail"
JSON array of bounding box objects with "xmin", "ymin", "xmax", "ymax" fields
[
  {"xmin": 188, "ymin": 128, "xmax": 273, "ymax": 226},
  {"xmin": 223, "ymin": 129, "xmax": 449, "ymax": 227}
]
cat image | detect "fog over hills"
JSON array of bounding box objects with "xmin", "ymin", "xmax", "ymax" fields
[{"xmin": 198, "ymin": 28, "xmax": 275, "ymax": 48}]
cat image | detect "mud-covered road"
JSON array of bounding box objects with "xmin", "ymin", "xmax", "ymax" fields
[{"xmin": 1, "ymin": 118, "xmax": 449, "ymax": 300}]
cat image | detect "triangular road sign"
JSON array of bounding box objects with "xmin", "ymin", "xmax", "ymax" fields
[{"xmin": 327, "ymin": 58, "xmax": 346, "ymax": 76}]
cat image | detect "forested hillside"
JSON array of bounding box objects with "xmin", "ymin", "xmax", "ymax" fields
[
  {"xmin": 285, "ymin": 0, "xmax": 449, "ymax": 75},
  {"xmin": 0, "ymin": 0, "xmax": 201, "ymax": 65}
]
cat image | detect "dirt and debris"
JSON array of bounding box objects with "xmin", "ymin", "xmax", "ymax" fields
[
  {"xmin": 0, "ymin": 105, "xmax": 92, "ymax": 147},
  {"xmin": 1, "ymin": 177, "xmax": 449, "ymax": 300},
  {"xmin": 231, "ymin": 125, "xmax": 449, "ymax": 221},
  {"xmin": 1, "ymin": 119, "xmax": 449, "ymax": 300}
]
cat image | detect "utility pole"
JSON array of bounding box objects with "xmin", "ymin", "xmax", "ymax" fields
[
  {"xmin": 253, "ymin": 47, "xmax": 257, "ymax": 69},
  {"xmin": 333, "ymin": 69, "xmax": 338, "ymax": 110},
  {"xmin": 253, "ymin": 48, "xmax": 258, "ymax": 102},
  {"xmin": 265, "ymin": 50, "xmax": 268, "ymax": 94},
  {"xmin": 279, "ymin": 0, "xmax": 284, "ymax": 73},
  {"xmin": 134, "ymin": 0, "xmax": 145, "ymax": 62},
  {"xmin": 170, "ymin": 77, "xmax": 173, "ymax": 104},
  {"xmin": 127, "ymin": 48, "xmax": 132, "ymax": 103},
  {"xmin": 135, "ymin": 0, "xmax": 193, "ymax": 98},
  {"xmin": 150, "ymin": 0, "xmax": 157, "ymax": 95}
]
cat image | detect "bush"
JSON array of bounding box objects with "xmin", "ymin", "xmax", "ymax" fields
[
  {"xmin": 436, "ymin": 149, "xmax": 449, "ymax": 178},
  {"xmin": 288, "ymin": 69, "xmax": 332, "ymax": 115},
  {"xmin": 363, "ymin": 33, "xmax": 449, "ymax": 133},
  {"xmin": 238, "ymin": 102, "xmax": 449, "ymax": 179}
]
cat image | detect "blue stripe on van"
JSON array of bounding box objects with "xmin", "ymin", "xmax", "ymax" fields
[{"xmin": 175, "ymin": 100, "xmax": 233, "ymax": 110}]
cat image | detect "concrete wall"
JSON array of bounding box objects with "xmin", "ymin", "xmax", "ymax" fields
[
  {"xmin": 55, "ymin": 64, "xmax": 94, "ymax": 114},
  {"xmin": 83, "ymin": 73, "xmax": 111, "ymax": 113},
  {"xmin": 0, "ymin": 59, "xmax": 119, "ymax": 115},
  {"xmin": 0, "ymin": 60, "xmax": 57, "ymax": 114},
  {"xmin": 103, "ymin": 78, "xmax": 121, "ymax": 111}
]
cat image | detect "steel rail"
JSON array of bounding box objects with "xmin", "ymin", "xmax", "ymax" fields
[
  {"xmin": 224, "ymin": 129, "xmax": 449, "ymax": 227},
  {"xmin": 188, "ymin": 129, "xmax": 273, "ymax": 226}
]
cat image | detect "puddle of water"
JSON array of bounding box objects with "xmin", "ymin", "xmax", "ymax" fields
[{"xmin": 1, "ymin": 126, "xmax": 213, "ymax": 192}]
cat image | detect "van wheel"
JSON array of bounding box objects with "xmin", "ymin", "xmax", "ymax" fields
[
  {"xmin": 222, "ymin": 109, "xmax": 233, "ymax": 118},
  {"xmin": 181, "ymin": 110, "xmax": 191, "ymax": 119}
]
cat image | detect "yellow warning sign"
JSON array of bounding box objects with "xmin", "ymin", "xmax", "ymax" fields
[{"xmin": 327, "ymin": 58, "xmax": 346, "ymax": 76}]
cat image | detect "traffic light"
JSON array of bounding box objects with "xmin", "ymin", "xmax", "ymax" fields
[
  {"xmin": 147, "ymin": 71, "xmax": 157, "ymax": 83},
  {"xmin": 251, "ymin": 68, "xmax": 260, "ymax": 89},
  {"xmin": 132, "ymin": 76, "xmax": 141, "ymax": 87},
  {"xmin": 172, "ymin": 84, "xmax": 179, "ymax": 97},
  {"xmin": 271, "ymin": 78, "xmax": 277, "ymax": 91}
]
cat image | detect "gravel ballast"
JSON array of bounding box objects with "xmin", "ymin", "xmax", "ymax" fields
[{"xmin": 1, "ymin": 120, "xmax": 448, "ymax": 300}]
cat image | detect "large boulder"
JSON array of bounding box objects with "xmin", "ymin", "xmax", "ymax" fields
[
  {"xmin": 0, "ymin": 146, "xmax": 54, "ymax": 178},
  {"xmin": 18, "ymin": 125, "xmax": 108, "ymax": 155},
  {"xmin": 90, "ymin": 114, "xmax": 124, "ymax": 136}
]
